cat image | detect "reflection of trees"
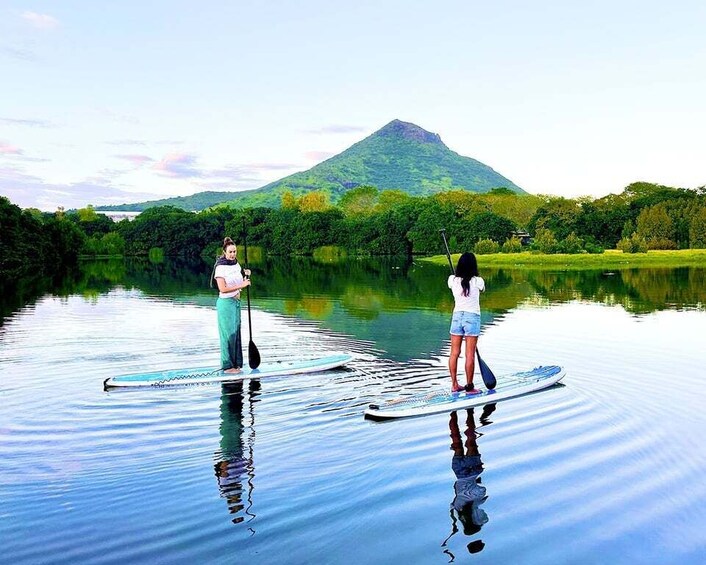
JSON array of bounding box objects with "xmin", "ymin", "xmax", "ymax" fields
[
  {"xmin": 284, "ymin": 296, "xmax": 334, "ymax": 318},
  {"xmin": 1, "ymin": 265, "xmax": 81, "ymax": 324},
  {"xmin": 522, "ymin": 267, "xmax": 706, "ymax": 314},
  {"xmin": 4, "ymin": 257, "xmax": 705, "ymax": 324},
  {"xmin": 121, "ymin": 257, "xmax": 212, "ymax": 296}
]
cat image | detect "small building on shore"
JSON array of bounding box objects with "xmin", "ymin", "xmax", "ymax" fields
[
  {"xmin": 511, "ymin": 230, "xmax": 532, "ymax": 245},
  {"xmin": 95, "ymin": 210, "xmax": 141, "ymax": 222}
]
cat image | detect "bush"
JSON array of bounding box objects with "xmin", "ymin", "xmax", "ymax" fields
[
  {"xmin": 646, "ymin": 237, "xmax": 677, "ymax": 250},
  {"xmin": 583, "ymin": 241, "xmax": 604, "ymax": 254},
  {"xmin": 148, "ymin": 247, "xmax": 165, "ymax": 263},
  {"xmin": 532, "ymin": 228, "xmax": 558, "ymax": 254},
  {"xmin": 617, "ymin": 233, "xmax": 648, "ymax": 253},
  {"xmin": 501, "ymin": 237, "xmax": 523, "ymax": 253},
  {"xmin": 474, "ymin": 239, "xmax": 500, "ymax": 254},
  {"xmin": 555, "ymin": 232, "xmax": 584, "ymax": 254}
]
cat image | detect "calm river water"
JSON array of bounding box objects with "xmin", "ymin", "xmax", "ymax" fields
[{"xmin": 1, "ymin": 257, "xmax": 705, "ymax": 564}]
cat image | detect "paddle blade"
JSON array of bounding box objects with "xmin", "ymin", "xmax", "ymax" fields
[
  {"xmin": 476, "ymin": 348, "xmax": 497, "ymax": 390},
  {"xmin": 248, "ymin": 340, "xmax": 261, "ymax": 369}
]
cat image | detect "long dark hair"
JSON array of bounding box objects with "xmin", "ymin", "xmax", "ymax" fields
[{"xmin": 455, "ymin": 252, "xmax": 479, "ymax": 297}]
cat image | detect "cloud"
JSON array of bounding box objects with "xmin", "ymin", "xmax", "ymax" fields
[
  {"xmin": 304, "ymin": 151, "xmax": 334, "ymax": 162},
  {"xmin": 305, "ymin": 124, "xmax": 366, "ymax": 134},
  {"xmin": 22, "ymin": 12, "xmax": 60, "ymax": 30},
  {"xmin": 0, "ymin": 166, "xmax": 164, "ymax": 211},
  {"xmin": 104, "ymin": 139, "xmax": 147, "ymax": 146},
  {"xmin": 0, "ymin": 45, "xmax": 36, "ymax": 61},
  {"xmin": 114, "ymin": 154, "xmax": 155, "ymax": 166},
  {"xmin": 208, "ymin": 162, "xmax": 300, "ymax": 182},
  {"xmin": 0, "ymin": 141, "xmax": 23, "ymax": 155},
  {"xmin": 93, "ymin": 107, "xmax": 140, "ymax": 124},
  {"xmin": 0, "ymin": 117, "xmax": 55, "ymax": 128},
  {"xmin": 153, "ymin": 153, "xmax": 203, "ymax": 178}
]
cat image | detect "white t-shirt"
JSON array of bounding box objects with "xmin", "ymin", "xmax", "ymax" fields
[
  {"xmin": 215, "ymin": 263, "xmax": 243, "ymax": 299},
  {"xmin": 448, "ymin": 275, "xmax": 485, "ymax": 314}
]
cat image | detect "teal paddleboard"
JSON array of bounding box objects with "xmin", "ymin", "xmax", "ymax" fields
[
  {"xmin": 364, "ymin": 365, "xmax": 565, "ymax": 420},
  {"xmin": 104, "ymin": 353, "xmax": 352, "ymax": 389}
]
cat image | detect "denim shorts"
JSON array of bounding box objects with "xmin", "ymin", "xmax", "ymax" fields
[{"xmin": 450, "ymin": 311, "xmax": 481, "ymax": 337}]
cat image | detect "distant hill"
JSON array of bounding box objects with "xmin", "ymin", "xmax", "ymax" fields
[
  {"xmin": 97, "ymin": 191, "xmax": 238, "ymax": 212},
  {"xmin": 105, "ymin": 119, "xmax": 524, "ymax": 211}
]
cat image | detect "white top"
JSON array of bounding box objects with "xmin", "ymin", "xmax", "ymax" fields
[
  {"xmin": 215, "ymin": 263, "xmax": 243, "ymax": 299},
  {"xmin": 448, "ymin": 275, "xmax": 485, "ymax": 314}
]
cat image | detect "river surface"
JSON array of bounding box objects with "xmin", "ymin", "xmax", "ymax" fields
[{"xmin": 1, "ymin": 257, "xmax": 705, "ymax": 564}]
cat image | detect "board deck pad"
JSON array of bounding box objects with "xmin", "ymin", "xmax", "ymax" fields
[
  {"xmin": 104, "ymin": 353, "xmax": 352, "ymax": 389},
  {"xmin": 364, "ymin": 365, "xmax": 565, "ymax": 420}
]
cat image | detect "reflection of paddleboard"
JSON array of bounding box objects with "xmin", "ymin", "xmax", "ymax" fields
[
  {"xmin": 104, "ymin": 353, "xmax": 352, "ymax": 389},
  {"xmin": 365, "ymin": 365, "xmax": 565, "ymax": 420}
]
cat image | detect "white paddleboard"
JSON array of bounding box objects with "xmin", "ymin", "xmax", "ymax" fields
[
  {"xmin": 364, "ymin": 365, "xmax": 565, "ymax": 420},
  {"xmin": 104, "ymin": 353, "xmax": 352, "ymax": 389}
]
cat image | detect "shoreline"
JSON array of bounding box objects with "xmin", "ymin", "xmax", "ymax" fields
[{"xmin": 421, "ymin": 249, "xmax": 706, "ymax": 270}]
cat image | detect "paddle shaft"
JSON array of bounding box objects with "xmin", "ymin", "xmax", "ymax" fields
[
  {"xmin": 242, "ymin": 221, "xmax": 261, "ymax": 369},
  {"xmin": 440, "ymin": 229, "xmax": 455, "ymax": 274}
]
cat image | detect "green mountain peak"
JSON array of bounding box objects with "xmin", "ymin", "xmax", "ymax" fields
[
  {"xmin": 228, "ymin": 119, "xmax": 523, "ymax": 208},
  {"xmin": 100, "ymin": 120, "xmax": 524, "ymax": 211},
  {"xmin": 374, "ymin": 119, "xmax": 445, "ymax": 145}
]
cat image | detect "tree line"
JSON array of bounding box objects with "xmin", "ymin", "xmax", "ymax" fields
[{"xmin": 2, "ymin": 181, "xmax": 706, "ymax": 279}]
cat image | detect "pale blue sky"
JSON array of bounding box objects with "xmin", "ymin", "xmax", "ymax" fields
[{"xmin": 1, "ymin": 0, "xmax": 704, "ymax": 210}]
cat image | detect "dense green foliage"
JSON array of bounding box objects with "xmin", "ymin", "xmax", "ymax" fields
[
  {"xmin": 0, "ymin": 197, "xmax": 85, "ymax": 279},
  {"xmin": 3, "ymin": 182, "xmax": 706, "ymax": 282}
]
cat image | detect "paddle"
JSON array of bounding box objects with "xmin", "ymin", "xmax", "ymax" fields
[
  {"xmin": 440, "ymin": 229, "xmax": 497, "ymax": 390},
  {"xmin": 242, "ymin": 222, "xmax": 261, "ymax": 369}
]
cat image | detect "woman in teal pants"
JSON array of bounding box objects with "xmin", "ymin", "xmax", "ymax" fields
[{"xmin": 213, "ymin": 237, "xmax": 251, "ymax": 373}]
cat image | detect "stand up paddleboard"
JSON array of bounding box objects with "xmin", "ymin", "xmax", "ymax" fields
[
  {"xmin": 104, "ymin": 353, "xmax": 352, "ymax": 389},
  {"xmin": 364, "ymin": 365, "xmax": 565, "ymax": 420}
]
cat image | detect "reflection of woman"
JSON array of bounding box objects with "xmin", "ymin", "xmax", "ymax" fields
[
  {"xmin": 213, "ymin": 237, "xmax": 251, "ymax": 373},
  {"xmin": 214, "ymin": 383, "xmax": 253, "ymax": 525},
  {"xmin": 447, "ymin": 252, "xmax": 485, "ymax": 393},
  {"xmin": 444, "ymin": 407, "xmax": 491, "ymax": 556}
]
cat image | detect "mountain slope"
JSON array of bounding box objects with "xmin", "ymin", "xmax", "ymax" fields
[
  {"xmin": 97, "ymin": 191, "xmax": 238, "ymax": 212},
  {"xmin": 222, "ymin": 119, "xmax": 523, "ymax": 208},
  {"xmin": 101, "ymin": 119, "xmax": 523, "ymax": 211}
]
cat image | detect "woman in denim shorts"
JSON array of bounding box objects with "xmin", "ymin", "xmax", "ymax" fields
[{"xmin": 447, "ymin": 252, "xmax": 485, "ymax": 394}]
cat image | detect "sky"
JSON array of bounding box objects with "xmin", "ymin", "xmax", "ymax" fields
[{"xmin": 1, "ymin": 1, "xmax": 705, "ymax": 211}]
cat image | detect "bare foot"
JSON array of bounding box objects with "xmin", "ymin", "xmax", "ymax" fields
[{"xmin": 224, "ymin": 367, "xmax": 242, "ymax": 374}]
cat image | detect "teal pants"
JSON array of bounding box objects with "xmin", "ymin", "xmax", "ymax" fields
[{"xmin": 217, "ymin": 297, "xmax": 243, "ymax": 370}]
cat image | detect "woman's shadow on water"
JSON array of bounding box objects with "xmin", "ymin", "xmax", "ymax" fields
[
  {"xmin": 442, "ymin": 403, "xmax": 496, "ymax": 559},
  {"xmin": 213, "ymin": 380, "xmax": 260, "ymax": 530}
]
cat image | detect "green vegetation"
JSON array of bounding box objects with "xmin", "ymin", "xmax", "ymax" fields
[
  {"xmin": 4, "ymin": 181, "xmax": 706, "ymax": 287},
  {"xmin": 424, "ymin": 249, "xmax": 706, "ymax": 270},
  {"xmin": 99, "ymin": 120, "xmax": 524, "ymax": 212},
  {"xmin": 97, "ymin": 191, "xmax": 239, "ymax": 212},
  {"xmin": 225, "ymin": 119, "xmax": 523, "ymax": 208},
  {"xmin": 1, "ymin": 196, "xmax": 85, "ymax": 280}
]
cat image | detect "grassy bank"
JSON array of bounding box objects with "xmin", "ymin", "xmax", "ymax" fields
[{"xmin": 422, "ymin": 249, "xmax": 706, "ymax": 270}]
